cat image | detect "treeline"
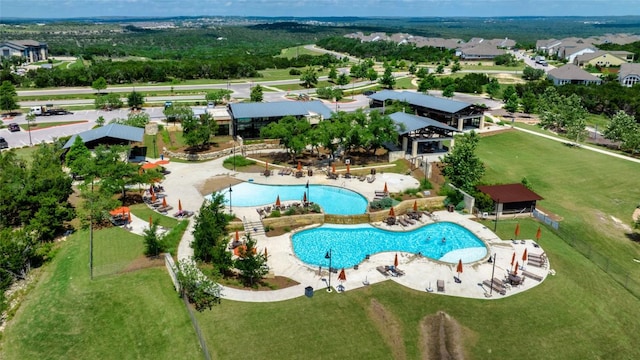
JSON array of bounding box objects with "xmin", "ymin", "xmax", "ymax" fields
[
  {"xmin": 3, "ymin": 53, "xmax": 340, "ymax": 88},
  {"xmin": 316, "ymin": 36, "xmax": 454, "ymax": 63}
]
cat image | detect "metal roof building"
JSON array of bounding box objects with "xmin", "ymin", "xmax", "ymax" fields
[
  {"xmin": 63, "ymin": 123, "xmax": 144, "ymax": 149},
  {"xmin": 389, "ymin": 112, "xmax": 459, "ymax": 157}
]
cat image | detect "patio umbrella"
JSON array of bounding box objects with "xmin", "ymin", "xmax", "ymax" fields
[
  {"xmin": 141, "ymin": 162, "xmax": 158, "ymax": 170},
  {"xmin": 109, "ymin": 206, "xmax": 130, "ymax": 217},
  {"xmin": 151, "ymin": 192, "xmax": 156, "ymax": 203},
  {"xmin": 297, "ymin": 161, "xmax": 302, "ymax": 171},
  {"xmin": 265, "ymin": 162, "xmax": 269, "ymax": 171},
  {"xmin": 522, "ymin": 248, "xmax": 528, "ymax": 262},
  {"xmin": 513, "ymin": 262, "xmax": 519, "ymax": 276},
  {"xmin": 388, "ymin": 207, "xmax": 396, "ymax": 217},
  {"xmin": 332, "ymin": 163, "xmax": 336, "ymax": 173},
  {"xmin": 235, "ymin": 230, "xmax": 240, "ymax": 242},
  {"xmin": 456, "ymin": 259, "xmax": 463, "ymax": 276},
  {"xmin": 338, "ymin": 268, "xmax": 346, "ymax": 282},
  {"xmin": 156, "ymin": 159, "xmax": 170, "ymax": 165},
  {"xmin": 275, "ymin": 195, "xmax": 281, "ymax": 207},
  {"xmin": 515, "ymin": 223, "xmax": 520, "ymax": 238},
  {"xmin": 128, "ymin": 212, "xmax": 132, "ymax": 224},
  {"xmin": 122, "ymin": 207, "xmax": 127, "ymax": 220},
  {"xmin": 383, "ymin": 182, "xmax": 388, "ymax": 193},
  {"xmin": 394, "ymin": 253, "xmax": 399, "ymax": 267},
  {"xmin": 149, "ymin": 185, "xmax": 154, "ymax": 195},
  {"xmin": 162, "ymin": 197, "xmax": 167, "ymax": 208},
  {"xmin": 510, "ymin": 252, "xmax": 515, "ymax": 267},
  {"xmin": 413, "ymin": 200, "xmax": 418, "ymax": 212},
  {"xmin": 536, "ymin": 226, "xmax": 542, "ymax": 241},
  {"xmin": 346, "ymin": 164, "xmax": 350, "ymax": 174},
  {"xmin": 264, "ymin": 247, "xmax": 268, "ymax": 259},
  {"xmin": 303, "ymin": 192, "xmax": 307, "ymax": 203},
  {"xmin": 178, "ymin": 200, "xmax": 182, "ymax": 212},
  {"xmin": 149, "ymin": 215, "xmax": 153, "ymax": 227}
]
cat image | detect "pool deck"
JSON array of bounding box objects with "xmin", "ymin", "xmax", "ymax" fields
[{"xmin": 142, "ymin": 155, "xmax": 551, "ymax": 302}]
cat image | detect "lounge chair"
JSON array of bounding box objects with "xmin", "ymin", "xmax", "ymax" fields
[
  {"xmin": 328, "ymin": 172, "xmax": 338, "ymax": 180},
  {"xmin": 358, "ymin": 175, "xmax": 366, "ymax": 181},
  {"xmin": 385, "ymin": 217, "xmax": 396, "ymax": 226},
  {"xmin": 482, "ymin": 279, "xmax": 507, "ymax": 295},
  {"xmin": 264, "ymin": 169, "xmax": 271, "ymax": 177},
  {"xmin": 404, "ymin": 216, "xmax": 415, "ymax": 225},
  {"xmin": 394, "ymin": 267, "xmax": 405, "ymax": 276},
  {"xmin": 527, "ymin": 259, "xmax": 547, "ymax": 268},
  {"xmin": 522, "ymin": 270, "xmax": 543, "ymax": 282},
  {"xmin": 366, "ymin": 175, "xmax": 376, "ymax": 183},
  {"xmin": 374, "ymin": 191, "xmax": 388, "ymax": 197},
  {"xmin": 376, "ymin": 266, "xmax": 389, "ymax": 276},
  {"xmin": 437, "ymin": 279, "xmax": 445, "ymax": 292},
  {"xmin": 397, "ymin": 217, "xmax": 409, "ymax": 227}
]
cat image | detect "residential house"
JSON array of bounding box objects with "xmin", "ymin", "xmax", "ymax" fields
[
  {"xmin": 0, "ymin": 40, "xmax": 48, "ymax": 63},
  {"xmin": 618, "ymin": 63, "xmax": 640, "ymax": 87},
  {"xmin": 456, "ymin": 43, "xmax": 506, "ymax": 60},
  {"xmin": 574, "ymin": 51, "xmax": 633, "ymax": 68},
  {"xmin": 547, "ymin": 64, "xmax": 602, "ymax": 86}
]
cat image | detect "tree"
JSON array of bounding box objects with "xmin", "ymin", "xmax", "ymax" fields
[
  {"xmin": 0, "ymin": 81, "xmax": 18, "ymax": 112},
  {"xmin": 408, "ymin": 63, "xmax": 417, "ymax": 75},
  {"xmin": 234, "ymin": 232, "xmax": 268, "ymax": 286},
  {"xmin": 260, "ymin": 115, "xmax": 310, "ymax": 161},
  {"xmin": 110, "ymin": 112, "xmax": 150, "ymax": 128},
  {"xmin": 96, "ymin": 115, "xmax": 105, "ymax": 127},
  {"xmin": 127, "ymin": 91, "xmax": 145, "ymax": 109},
  {"xmin": 300, "ymin": 67, "xmax": 318, "ymax": 88},
  {"xmin": 25, "ymin": 112, "xmax": 36, "ymax": 145},
  {"xmin": 451, "ymin": 61, "xmax": 462, "ymax": 73},
  {"xmin": 205, "ymin": 89, "xmax": 232, "ymax": 105},
  {"xmin": 486, "ymin": 78, "xmax": 500, "ymax": 99},
  {"xmin": 143, "ymin": 220, "xmax": 164, "ymax": 257},
  {"xmin": 504, "ymin": 93, "xmax": 520, "ymax": 113},
  {"xmin": 366, "ymin": 68, "xmax": 378, "ymax": 82},
  {"xmin": 65, "ymin": 136, "xmax": 92, "ymax": 177},
  {"xmin": 365, "ymin": 111, "xmax": 399, "ymax": 155},
  {"xmin": 520, "ymin": 91, "xmax": 538, "ymax": 114},
  {"xmin": 91, "ymin": 77, "xmax": 107, "ymax": 94},
  {"xmin": 192, "ymin": 193, "xmax": 230, "ymax": 265},
  {"xmin": 328, "ymin": 65, "xmax": 337, "ymax": 82},
  {"xmin": 604, "ymin": 110, "xmax": 637, "ymax": 147},
  {"xmin": 442, "ymin": 84, "xmax": 455, "ymax": 97},
  {"xmin": 95, "ymin": 93, "xmax": 123, "ymax": 110},
  {"xmin": 502, "ymin": 85, "xmax": 516, "ymax": 102},
  {"xmin": 416, "ymin": 67, "xmax": 429, "ymax": 78},
  {"xmin": 250, "ymin": 84, "xmax": 263, "ymax": 102},
  {"xmin": 522, "ymin": 66, "xmax": 545, "ymax": 81},
  {"xmin": 436, "ymin": 64, "xmax": 445, "ymax": 74},
  {"xmin": 336, "ymin": 73, "xmax": 350, "ymax": 86},
  {"xmin": 539, "ymin": 88, "xmax": 588, "ymax": 143},
  {"xmin": 440, "ymin": 131, "xmax": 485, "ymax": 193},
  {"xmin": 93, "ymin": 145, "xmax": 143, "ymax": 201},
  {"xmin": 183, "ymin": 112, "xmax": 217, "ymax": 150},
  {"xmin": 379, "ymin": 66, "xmax": 395, "ymax": 89},
  {"xmin": 176, "ymin": 259, "xmax": 221, "ymax": 312}
]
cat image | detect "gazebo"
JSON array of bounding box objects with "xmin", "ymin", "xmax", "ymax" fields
[{"xmin": 477, "ymin": 184, "xmax": 543, "ymax": 217}]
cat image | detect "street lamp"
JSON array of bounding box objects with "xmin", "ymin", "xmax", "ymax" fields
[
  {"xmin": 325, "ymin": 249, "xmax": 332, "ymax": 292},
  {"xmin": 494, "ymin": 198, "xmax": 500, "ymax": 232},
  {"xmin": 488, "ymin": 253, "xmax": 497, "ymax": 297},
  {"xmin": 232, "ymin": 138, "xmax": 236, "ymax": 172},
  {"xmin": 305, "ymin": 180, "xmax": 310, "ymax": 205},
  {"xmin": 228, "ymin": 185, "xmax": 233, "ymax": 216}
]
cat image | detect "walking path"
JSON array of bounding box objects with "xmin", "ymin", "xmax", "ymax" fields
[{"xmin": 134, "ymin": 153, "xmax": 553, "ymax": 302}]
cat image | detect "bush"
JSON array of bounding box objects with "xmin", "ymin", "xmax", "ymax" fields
[
  {"xmin": 370, "ymin": 197, "xmax": 393, "ymax": 210},
  {"xmin": 284, "ymin": 208, "xmax": 296, "ymax": 216},
  {"xmin": 269, "ymin": 210, "xmax": 281, "ymax": 218},
  {"xmin": 283, "ymin": 226, "xmax": 291, "ymax": 233},
  {"xmin": 419, "ymin": 178, "xmax": 433, "ymax": 190},
  {"xmin": 289, "ymin": 68, "xmax": 301, "ymax": 75},
  {"xmin": 223, "ymin": 155, "xmax": 256, "ymax": 168}
]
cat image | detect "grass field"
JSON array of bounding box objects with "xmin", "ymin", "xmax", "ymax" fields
[
  {"xmin": 278, "ymin": 45, "xmax": 323, "ymax": 58},
  {"xmin": 1, "ymin": 229, "xmax": 201, "ymax": 360}
]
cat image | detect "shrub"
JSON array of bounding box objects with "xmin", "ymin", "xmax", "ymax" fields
[
  {"xmin": 223, "ymin": 155, "xmax": 256, "ymax": 168},
  {"xmin": 289, "ymin": 68, "xmax": 301, "ymax": 75},
  {"xmin": 283, "ymin": 226, "xmax": 291, "ymax": 233},
  {"xmin": 370, "ymin": 197, "xmax": 393, "ymax": 210},
  {"xmin": 269, "ymin": 210, "xmax": 281, "ymax": 218},
  {"xmin": 285, "ymin": 208, "xmax": 296, "ymax": 216},
  {"xmin": 419, "ymin": 178, "xmax": 433, "ymax": 190}
]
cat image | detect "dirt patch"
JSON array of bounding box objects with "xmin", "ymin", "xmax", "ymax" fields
[
  {"xmin": 418, "ymin": 311, "xmax": 468, "ymax": 360},
  {"xmin": 367, "ymin": 299, "xmax": 406, "ymax": 360},
  {"xmin": 120, "ymin": 255, "xmax": 166, "ymax": 273},
  {"xmin": 222, "ymin": 275, "xmax": 300, "ymax": 291},
  {"xmin": 197, "ymin": 175, "xmax": 244, "ymax": 196}
]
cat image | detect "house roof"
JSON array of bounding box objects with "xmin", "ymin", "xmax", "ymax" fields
[
  {"xmin": 619, "ymin": 63, "xmax": 640, "ymax": 79},
  {"xmin": 574, "ymin": 50, "xmax": 624, "ymax": 63},
  {"xmin": 457, "ymin": 43, "xmax": 506, "ymax": 57},
  {"xmin": 63, "ymin": 123, "xmax": 144, "ymax": 149},
  {"xmin": 368, "ymin": 90, "xmax": 473, "ymax": 114},
  {"xmin": 389, "ymin": 112, "xmax": 459, "ymax": 135},
  {"xmin": 476, "ymin": 184, "xmax": 544, "ymax": 203},
  {"xmin": 229, "ymin": 100, "xmax": 332, "ymax": 120},
  {"xmin": 547, "ymin": 64, "xmax": 602, "ymax": 82}
]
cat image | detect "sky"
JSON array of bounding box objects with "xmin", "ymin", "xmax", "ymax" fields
[{"xmin": 1, "ymin": 0, "xmax": 638, "ymax": 19}]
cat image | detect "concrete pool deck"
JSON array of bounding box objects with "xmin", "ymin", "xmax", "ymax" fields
[{"xmin": 152, "ymin": 155, "xmax": 551, "ymax": 301}]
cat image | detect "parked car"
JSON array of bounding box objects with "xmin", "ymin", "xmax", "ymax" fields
[
  {"xmin": 8, "ymin": 123, "xmax": 20, "ymax": 132},
  {"xmin": 0, "ymin": 137, "xmax": 8, "ymax": 149}
]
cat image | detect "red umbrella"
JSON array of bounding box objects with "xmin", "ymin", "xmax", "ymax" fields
[
  {"xmin": 383, "ymin": 182, "xmax": 388, "ymax": 193},
  {"xmin": 264, "ymin": 247, "xmax": 268, "ymax": 259},
  {"xmin": 332, "ymin": 163, "xmax": 336, "ymax": 173},
  {"xmin": 178, "ymin": 199, "xmax": 182, "ymax": 212},
  {"xmin": 265, "ymin": 162, "xmax": 269, "ymax": 171},
  {"xmin": 149, "ymin": 215, "xmax": 153, "ymax": 227},
  {"xmin": 522, "ymin": 248, "xmax": 528, "ymax": 262},
  {"xmin": 122, "ymin": 207, "xmax": 127, "ymax": 219},
  {"xmin": 338, "ymin": 268, "xmax": 346, "ymax": 281},
  {"xmin": 235, "ymin": 230, "xmax": 240, "ymax": 241},
  {"xmin": 151, "ymin": 192, "xmax": 156, "ymax": 203},
  {"xmin": 162, "ymin": 197, "xmax": 167, "ymax": 208},
  {"xmin": 128, "ymin": 212, "xmax": 132, "ymax": 224},
  {"xmin": 141, "ymin": 162, "xmax": 158, "ymax": 170},
  {"xmin": 303, "ymin": 192, "xmax": 307, "ymax": 203},
  {"xmin": 346, "ymin": 164, "xmax": 350, "ymax": 174},
  {"xmin": 394, "ymin": 253, "xmax": 399, "ymax": 267},
  {"xmin": 456, "ymin": 259, "xmax": 463, "ymax": 276},
  {"xmin": 297, "ymin": 161, "xmax": 302, "ymax": 171},
  {"xmin": 110, "ymin": 206, "xmax": 130, "ymax": 216},
  {"xmin": 413, "ymin": 200, "xmax": 418, "ymax": 212},
  {"xmin": 149, "ymin": 185, "xmax": 154, "ymax": 195},
  {"xmin": 536, "ymin": 226, "xmax": 542, "ymax": 240},
  {"xmin": 156, "ymin": 159, "xmax": 170, "ymax": 165},
  {"xmin": 515, "ymin": 223, "xmax": 520, "ymax": 238},
  {"xmin": 510, "ymin": 252, "xmax": 515, "ymax": 266},
  {"xmin": 514, "ymin": 262, "xmax": 519, "ymax": 275},
  {"xmin": 275, "ymin": 195, "xmax": 281, "ymax": 207},
  {"xmin": 388, "ymin": 207, "xmax": 396, "ymax": 217}
]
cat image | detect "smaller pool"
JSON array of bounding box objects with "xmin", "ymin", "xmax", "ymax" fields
[
  {"xmin": 213, "ymin": 182, "xmax": 368, "ymax": 215},
  {"xmin": 292, "ymin": 222, "xmax": 487, "ymax": 268}
]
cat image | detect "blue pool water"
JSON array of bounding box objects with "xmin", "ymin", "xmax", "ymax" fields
[
  {"xmin": 291, "ymin": 222, "xmax": 487, "ymax": 268},
  {"xmin": 215, "ymin": 182, "xmax": 368, "ymax": 215}
]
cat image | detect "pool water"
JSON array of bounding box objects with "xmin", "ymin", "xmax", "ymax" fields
[
  {"xmin": 216, "ymin": 182, "xmax": 368, "ymax": 215},
  {"xmin": 291, "ymin": 222, "xmax": 487, "ymax": 268}
]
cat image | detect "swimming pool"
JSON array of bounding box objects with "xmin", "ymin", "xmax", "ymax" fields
[
  {"xmin": 291, "ymin": 222, "xmax": 487, "ymax": 268},
  {"xmin": 216, "ymin": 182, "xmax": 368, "ymax": 215}
]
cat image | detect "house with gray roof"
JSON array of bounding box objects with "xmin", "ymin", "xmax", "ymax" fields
[
  {"xmin": 63, "ymin": 123, "xmax": 144, "ymax": 150},
  {"xmin": 389, "ymin": 112, "xmax": 460, "ymax": 157},
  {"xmin": 0, "ymin": 40, "xmax": 48, "ymax": 63},
  {"xmin": 368, "ymin": 90, "xmax": 486, "ymax": 131},
  {"xmin": 456, "ymin": 43, "xmax": 506, "ymax": 60},
  {"xmin": 618, "ymin": 63, "xmax": 640, "ymax": 87},
  {"xmin": 229, "ymin": 100, "xmax": 332, "ymax": 139},
  {"xmin": 574, "ymin": 51, "xmax": 634, "ymax": 68},
  {"xmin": 547, "ymin": 64, "xmax": 602, "ymax": 86}
]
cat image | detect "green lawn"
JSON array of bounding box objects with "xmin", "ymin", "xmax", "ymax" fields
[
  {"xmin": 1, "ymin": 229, "xmax": 201, "ymax": 360},
  {"xmin": 129, "ymin": 203, "xmax": 180, "ymax": 229},
  {"xmin": 477, "ymin": 129, "xmax": 640, "ymax": 279},
  {"xmin": 195, "ymin": 218, "xmax": 640, "ymax": 359},
  {"xmin": 277, "ymin": 45, "xmax": 323, "ymax": 58}
]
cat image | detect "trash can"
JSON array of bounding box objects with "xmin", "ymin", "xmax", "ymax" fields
[
  {"xmin": 305, "ymin": 286, "xmax": 314, "ymax": 298},
  {"xmin": 308, "ymin": 169, "xmax": 313, "ymax": 176},
  {"xmin": 448, "ymin": 204, "xmax": 455, "ymax": 212},
  {"xmin": 160, "ymin": 154, "xmax": 164, "ymax": 160},
  {"xmin": 370, "ymin": 168, "xmax": 377, "ymax": 175}
]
